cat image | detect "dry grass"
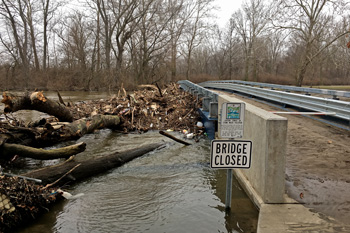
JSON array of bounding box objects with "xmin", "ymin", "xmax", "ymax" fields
[{"xmin": 311, "ymin": 85, "xmax": 350, "ymax": 91}]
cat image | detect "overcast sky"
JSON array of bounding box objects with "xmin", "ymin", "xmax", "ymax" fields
[{"xmin": 214, "ymin": 0, "xmax": 243, "ymax": 28}]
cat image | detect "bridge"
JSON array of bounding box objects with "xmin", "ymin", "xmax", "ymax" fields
[{"xmin": 179, "ymin": 80, "xmax": 350, "ymax": 233}]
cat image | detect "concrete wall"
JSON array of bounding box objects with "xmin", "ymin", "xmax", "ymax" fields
[{"xmin": 217, "ymin": 95, "xmax": 287, "ymax": 206}]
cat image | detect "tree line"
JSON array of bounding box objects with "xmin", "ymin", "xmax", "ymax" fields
[{"xmin": 0, "ymin": 0, "xmax": 349, "ymax": 91}]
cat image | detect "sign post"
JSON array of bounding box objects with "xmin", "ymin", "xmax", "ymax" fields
[
  {"xmin": 210, "ymin": 102, "xmax": 252, "ymax": 211},
  {"xmin": 226, "ymin": 169, "xmax": 233, "ymax": 210}
]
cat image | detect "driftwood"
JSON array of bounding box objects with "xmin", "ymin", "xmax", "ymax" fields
[
  {"xmin": 155, "ymin": 83, "xmax": 163, "ymax": 97},
  {"xmin": 0, "ymin": 142, "xmax": 86, "ymax": 160},
  {"xmin": 2, "ymin": 91, "xmax": 74, "ymax": 122},
  {"xmin": 0, "ymin": 115, "xmax": 121, "ymax": 146},
  {"xmin": 23, "ymin": 142, "xmax": 164, "ymax": 186},
  {"xmin": 60, "ymin": 114, "xmax": 120, "ymax": 137},
  {"xmin": 159, "ymin": 131, "xmax": 191, "ymax": 146},
  {"xmin": 0, "ymin": 122, "xmax": 40, "ymax": 146},
  {"xmin": 69, "ymin": 83, "xmax": 201, "ymax": 133},
  {"xmin": 0, "ymin": 176, "xmax": 61, "ymax": 233},
  {"xmin": 41, "ymin": 114, "xmax": 121, "ymax": 142},
  {"xmin": 0, "ymin": 83, "xmax": 201, "ymax": 163},
  {"xmin": 56, "ymin": 90, "xmax": 66, "ymax": 106},
  {"xmin": 137, "ymin": 84, "xmax": 158, "ymax": 91}
]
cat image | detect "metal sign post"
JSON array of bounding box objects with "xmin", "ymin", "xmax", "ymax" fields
[
  {"xmin": 225, "ymin": 169, "xmax": 233, "ymax": 210},
  {"xmin": 210, "ymin": 102, "xmax": 252, "ymax": 211}
]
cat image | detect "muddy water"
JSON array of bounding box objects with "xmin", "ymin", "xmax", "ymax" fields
[{"xmin": 3, "ymin": 92, "xmax": 258, "ymax": 233}]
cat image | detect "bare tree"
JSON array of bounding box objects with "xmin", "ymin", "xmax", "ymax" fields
[
  {"xmin": 41, "ymin": 0, "xmax": 63, "ymax": 70},
  {"xmin": 58, "ymin": 13, "xmax": 92, "ymax": 70},
  {"xmin": 24, "ymin": 0, "xmax": 40, "ymax": 71},
  {"xmin": 128, "ymin": 0, "xmax": 176, "ymax": 84},
  {"xmin": 0, "ymin": 0, "xmax": 31, "ymax": 87},
  {"xmin": 275, "ymin": 0, "xmax": 350, "ymax": 86},
  {"xmin": 94, "ymin": 0, "xmax": 115, "ymax": 76},
  {"xmin": 230, "ymin": 0, "xmax": 270, "ymax": 81},
  {"xmin": 90, "ymin": 0, "xmax": 142, "ymax": 87},
  {"xmin": 111, "ymin": 0, "xmax": 141, "ymax": 83},
  {"xmin": 166, "ymin": 0, "xmax": 187, "ymax": 81},
  {"xmin": 265, "ymin": 31, "xmax": 288, "ymax": 76},
  {"xmin": 0, "ymin": 0, "xmax": 63, "ymax": 88},
  {"xmin": 182, "ymin": 0, "xmax": 214, "ymax": 80}
]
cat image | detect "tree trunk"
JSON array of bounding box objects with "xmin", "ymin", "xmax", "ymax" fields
[
  {"xmin": 1, "ymin": 91, "xmax": 74, "ymax": 122},
  {"xmin": 22, "ymin": 142, "xmax": 164, "ymax": 186},
  {"xmin": 295, "ymin": 62, "xmax": 309, "ymax": 87},
  {"xmin": 0, "ymin": 142, "xmax": 86, "ymax": 160},
  {"xmin": 56, "ymin": 115, "xmax": 120, "ymax": 140}
]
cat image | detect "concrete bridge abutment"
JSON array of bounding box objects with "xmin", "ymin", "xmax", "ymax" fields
[{"xmin": 217, "ymin": 94, "xmax": 288, "ymax": 206}]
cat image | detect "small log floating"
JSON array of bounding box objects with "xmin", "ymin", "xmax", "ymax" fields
[{"xmin": 159, "ymin": 131, "xmax": 191, "ymax": 146}]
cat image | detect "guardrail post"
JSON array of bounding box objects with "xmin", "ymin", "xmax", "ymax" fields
[
  {"xmin": 209, "ymin": 102, "xmax": 218, "ymax": 118},
  {"xmin": 197, "ymin": 93, "xmax": 204, "ymax": 102},
  {"xmin": 202, "ymin": 97, "xmax": 211, "ymax": 111}
]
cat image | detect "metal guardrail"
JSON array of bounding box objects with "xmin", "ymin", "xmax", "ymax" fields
[
  {"xmin": 178, "ymin": 80, "xmax": 218, "ymax": 101},
  {"xmin": 178, "ymin": 80, "xmax": 219, "ymax": 118},
  {"xmin": 204, "ymin": 80, "xmax": 350, "ymax": 98},
  {"xmin": 200, "ymin": 81, "xmax": 350, "ymax": 121}
]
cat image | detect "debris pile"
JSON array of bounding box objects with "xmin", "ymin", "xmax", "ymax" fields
[
  {"xmin": 68, "ymin": 83, "xmax": 203, "ymax": 135},
  {"xmin": 0, "ymin": 176, "xmax": 60, "ymax": 232},
  {"xmin": 0, "ymin": 83, "xmax": 204, "ymax": 147}
]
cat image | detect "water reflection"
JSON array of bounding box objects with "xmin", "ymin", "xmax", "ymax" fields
[{"xmin": 213, "ymin": 169, "xmax": 258, "ymax": 233}]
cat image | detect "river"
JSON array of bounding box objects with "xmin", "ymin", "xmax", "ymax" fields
[{"xmin": 1, "ymin": 91, "xmax": 258, "ymax": 233}]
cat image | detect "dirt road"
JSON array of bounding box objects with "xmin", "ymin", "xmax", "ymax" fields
[{"xmin": 229, "ymin": 93, "xmax": 350, "ymax": 225}]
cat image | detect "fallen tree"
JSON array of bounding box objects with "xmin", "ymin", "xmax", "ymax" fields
[
  {"xmin": 0, "ymin": 115, "xmax": 121, "ymax": 146},
  {"xmin": 37, "ymin": 114, "xmax": 121, "ymax": 144},
  {"xmin": 57, "ymin": 114, "xmax": 120, "ymax": 139},
  {"xmin": 23, "ymin": 142, "xmax": 164, "ymax": 186},
  {"xmin": 0, "ymin": 142, "xmax": 86, "ymax": 160},
  {"xmin": 2, "ymin": 91, "xmax": 74, "ymax": 122},
  {"xmin": 0, "ymin": 141, "xmax": 164, "ymax": 232}
]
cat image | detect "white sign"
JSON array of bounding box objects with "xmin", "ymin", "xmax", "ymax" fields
[
  {"xmin": 220, "ymin": 102, "xmax": 245, "ymax": 138},
  {"xmin": 210, "ymin": 140, "xmax": 252, "ymax": 169}
]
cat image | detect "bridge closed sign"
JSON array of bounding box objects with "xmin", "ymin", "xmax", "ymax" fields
[{"xmin": 210, "ymin": 140, "xmax": 252, "ymax": 169}]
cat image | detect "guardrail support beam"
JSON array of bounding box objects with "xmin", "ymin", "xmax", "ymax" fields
[{"xmin": 209, "ymin": 102, "xmax": 218, "ymax": 118}]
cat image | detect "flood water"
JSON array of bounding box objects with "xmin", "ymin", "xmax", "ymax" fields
[{"xmin": 2, "ymin": 91, "xmax": 258, "ymax": 233}]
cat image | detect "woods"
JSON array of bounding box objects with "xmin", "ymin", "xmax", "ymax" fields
[{"xmin": 0, "ymin": 0, "xmax": 349, "ymax": 90}]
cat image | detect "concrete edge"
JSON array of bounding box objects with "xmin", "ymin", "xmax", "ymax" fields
[
  {"xmin": 233, "ymin": 168, "xmax": 299, "ymax": 210},
  {"xmin": 257, "ymin": 203, "xmax": 350, "ymax": 233},
  {"xmin": 233, "ymin": 169, "xmax": 264, "ymax": 210}
]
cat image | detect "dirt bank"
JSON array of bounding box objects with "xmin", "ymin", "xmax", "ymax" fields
[{"xmin": 226, "ymin": 93, "xmax": 350, "ymax": 225}]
